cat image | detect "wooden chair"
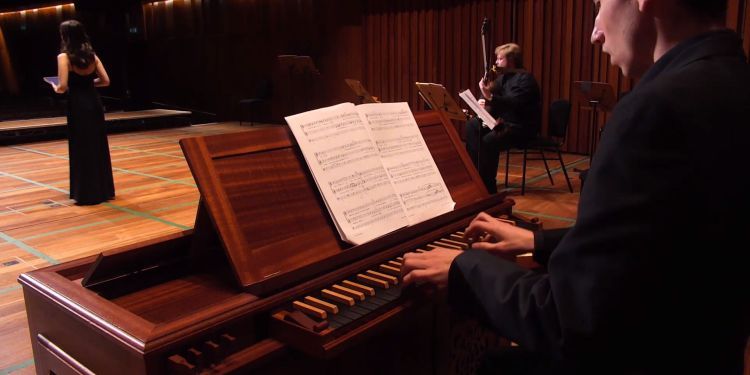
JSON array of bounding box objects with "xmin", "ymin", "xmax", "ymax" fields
[
  {"xmin": 505, "ymin": 99, "xmax": 574, "ymax": 195},
  {"xmin": 238, "ymin": 79, "xmax": 272, "ymax": 126}
]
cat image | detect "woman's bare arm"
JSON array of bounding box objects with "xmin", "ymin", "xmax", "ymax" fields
[
  {"xmin": 93, "ymin": 55, "xmax": 110, "ymax": 87},
  {"xmin": 53, "ymin": 53, "xmax": 69, "ymax": 93}
]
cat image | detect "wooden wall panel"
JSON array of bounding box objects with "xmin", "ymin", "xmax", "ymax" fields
[
  {"xmin": 0, "ymin": 4, "xmax": 77, "ymax": 96},
  {"xmin": 360, "ymin": 0, "xmax": 750, "ymax": 154},
  {"xmin": 141, "ymin": 0, "xmax": 363, "ymax": 122},
  {"xmin": 1, "ymin": 0, "xmax": 748, "ymax": 145},
  {"xmin": 363, "ymin": 0, "xmax": 515, "ymax": 112}
]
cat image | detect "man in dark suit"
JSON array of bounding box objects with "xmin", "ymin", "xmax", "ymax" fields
[
  {"xmin": 402, "ymin": 0, "xmax": 749, "ymax": 373},
  {"xmin": 465, "ymin": 43, "xmax": 541, "ymax": 194}
]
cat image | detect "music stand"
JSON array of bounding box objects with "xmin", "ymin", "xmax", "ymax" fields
[
  {"xmin": 344, "ymin": 79, "xmax": 380, "ymax": 104},
  {"xmin": 573, "ymin": 81, "xmax": 616, "ymax": 163},
  {"xmin": 277, "ymin": 55, "xmax": 320, "ymax": 115},
  {"xmin": 277, "ymin": 54, "xmax": 296, "ymax": 73},
  {"xmin": 415, "ymin": 82, "xmax": 467, "ymax": 122},
  {"xmin": 292, "ymin": 55, "xmax": 320, "ymax": 76}
]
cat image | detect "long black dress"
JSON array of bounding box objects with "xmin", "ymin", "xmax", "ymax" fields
[{"xmin": 67, "ymin": 69, "xmax": 115, "ymax": 205}]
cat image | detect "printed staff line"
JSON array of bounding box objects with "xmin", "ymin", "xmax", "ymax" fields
[
  {"xmin": 0, "ymin": 359, "xmax": 35, "ymax": 374},
  {"xmin": 0, "ymin": 231, "xmax": 59, "ymax": 265}
]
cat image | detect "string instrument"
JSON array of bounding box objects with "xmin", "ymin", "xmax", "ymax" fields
[{"xmin": 481, "ymin": 17, "xmax": 495, "ymax": 85}]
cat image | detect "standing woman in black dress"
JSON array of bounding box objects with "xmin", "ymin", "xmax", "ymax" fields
[{"xmin": 49, "ymin": 20, "xmax": 114, "ymax": 205}]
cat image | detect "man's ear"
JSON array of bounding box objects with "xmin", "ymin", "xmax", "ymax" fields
[
  {"xmin": 638, "ymin": 0, "xmax": 651, "ymax": 12},
  {"xmin": 638, "ymin": 0, "xmax": 660, "ymax": 14}
]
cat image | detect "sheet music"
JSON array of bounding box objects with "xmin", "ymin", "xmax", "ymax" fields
[
  {"xmin": 458, "ymin": 89, "xmax": 497, "ymax": 129},
  {"xmin": 286, "ymin": 103, "xmax": 408, "ymax": 245},
  {"xmin": 357, "ymin": 102, "xmax": 455, "ymax": 224},
  {"xmin": 43, "ymin": 76, "xmax": 59, "ymax": 86}
]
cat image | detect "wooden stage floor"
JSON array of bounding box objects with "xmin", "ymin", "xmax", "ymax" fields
[
  {"xmin": 0, "ymin": 109, "xmax": 192, "ymax": 132},
  {"xmin": 0, "ymin": 122, "xmax": 585, "ymax": 374}
]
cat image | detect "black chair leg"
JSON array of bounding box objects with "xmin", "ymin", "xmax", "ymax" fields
[
  {"xmin": 540, "ymin": 149, "xmax": 553, "ymax": 184},
  {"xmin": 557, "ymin": 148, "xmax": 573, "ymax": 193},
  {"xmin": 521, "ymin": 148, "xmax": 528, "ymax": 195},
  {"xmin": 505, "ymin": 149, "xmax": 511, "ymax": 187}
]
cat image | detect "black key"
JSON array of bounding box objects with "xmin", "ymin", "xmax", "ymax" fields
[
  {"xmin": 329, "ymin": 314, "xmax": 352, "ymax": 327},
  {"xmin": 367, "ymin": 295, "xmax": 392, "ymax": 307},
  {"xmin": 359, "ymin": 299, "xmax": 381, "ymax": 311},
  {"xmin": 339, "ymin": 308, "xmax": 362, "ymax": 321},
  {"xmin": 349, "ymin": 305, "xmax": 370, "ymax": 316}
]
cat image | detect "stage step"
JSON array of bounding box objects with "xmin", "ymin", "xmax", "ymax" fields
[{"xmin": 0, "ymin": 109, "xmax": 193, "ymax": 145}]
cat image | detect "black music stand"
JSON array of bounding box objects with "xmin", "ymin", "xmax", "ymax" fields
[
  {"xmin": 278, "ymin": 55, "xmax": 320, "ymax": 115},
  {"xmin": 344, "ymin": 78, "xmax": 380, "ymax": 104},
  {"xmin": 573, "ymin": 81, "xmax": 616, "ymax": 163},
  {"xmin": 415, "ymin": 82, "xmax": 467, "ymax": 122}
]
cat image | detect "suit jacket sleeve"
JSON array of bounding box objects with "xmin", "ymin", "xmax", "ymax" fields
[
  {"xmin": 447, "ymin": 90, "xmax": 698, "ymax": 362},
  {"xmin": 532, "ymin": 228, "xmax": 568, "ymax": 265}
]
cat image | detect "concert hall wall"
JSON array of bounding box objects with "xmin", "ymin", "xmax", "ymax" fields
[
  {"xmin": 1, "ymin": 0, "xmax": 747, "ymax": 153},
  {"xmin": 359, "ymin": 0, "xmax": 749, "ymax": 154},
  {"xmin": 138, "ymin": 0, "xmax": 749, "ymax": 153}
]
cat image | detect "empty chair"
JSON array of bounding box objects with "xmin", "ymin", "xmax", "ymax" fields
[
  {"xmin": 238, "ymin": 79, "xmax": 272, "ymax": 126},
  {"xmin": 504, "ymin": 99, "xmax": 574, "ymax": 195}
]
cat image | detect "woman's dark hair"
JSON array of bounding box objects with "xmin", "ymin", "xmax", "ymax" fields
[{"xmin": 59, "ymin": 20, "xmax": 95, "ymax": 69}]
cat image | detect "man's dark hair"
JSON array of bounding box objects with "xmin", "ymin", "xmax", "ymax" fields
[{"xmin": 680, "ymin": 0, "xmax": 727, "ymax": 20}]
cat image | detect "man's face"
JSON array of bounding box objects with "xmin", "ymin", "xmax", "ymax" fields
[
  {"xmin": 496, "ymin": 52, "xmax": 509, "ymax": 69},
  {"xmin": 591, "ymin": 0, "xmax": 655, "ymax": 77}
]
